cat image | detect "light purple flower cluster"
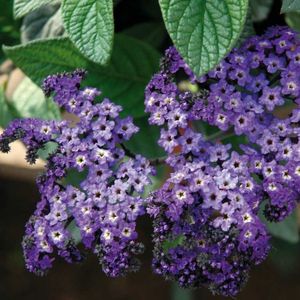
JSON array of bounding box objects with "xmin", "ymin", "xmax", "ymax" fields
[
  {"xmin": 145, "ymin": 26, "xmax": 300, "ymax": 223},
  {"xmin": 144, "ymin": 26, "xmax": 300, "ymax": 296},
  {"xmin": 0, "ymin": 70, "xmax": 154, "ymax": 276},
  {"xmin": 148, "ymin": 158, "xmax": 270, "ymax": 296}
]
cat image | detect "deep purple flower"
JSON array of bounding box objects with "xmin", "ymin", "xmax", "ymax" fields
[
  {"xmin": 1, "ymin": 70, "xmax": 154, "ymax": 277},
  {"xmin": 144, "ymin": 25, "xmax": 300, "ymax": 296}
]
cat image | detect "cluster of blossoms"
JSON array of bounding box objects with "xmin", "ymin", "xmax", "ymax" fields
[
  {"xmin": 0, "ymin": 70, "xmax": 154, "ymax": 276},
  {"xmin": 1, "ymin": 25, "xmax": 300, "ymax": 298},
  {"xmin": 148, "ymin": 159, "xmax": 270, "ymax": 296},
  {"xmin": 145, "ymin": 26, "xmax": 300, "ymax": 296}
]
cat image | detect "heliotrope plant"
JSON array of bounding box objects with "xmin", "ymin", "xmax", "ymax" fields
[
  {"xmin": 1, "ymin": 69, "xmax": 154, "ymax": 277},
  {"xmin": 145, "ymin": 25, "xmax": 300, "ymax": 296},
  {"xmin": 1, "ymin": 26, "xmax": 300, "ymax": 297}
]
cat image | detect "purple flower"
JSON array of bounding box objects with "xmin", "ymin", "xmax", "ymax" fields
[
  {"xmin": 264, "ymin": 54, "xmax": 286, "ymax": 73},
  {"xmin": 1, "ymin": 70, "xmax": 154, "ymax": 277},
  {"xmin": 2, "ymin": 25, "xmax": 300, "ymax": 298},
  {"xmin": 259, "ymin": 86, "xmax": 284, "ymax": 111},
  {"xmin": 143, "ymin": 26, "xmax": 300, "ymax": 296}
]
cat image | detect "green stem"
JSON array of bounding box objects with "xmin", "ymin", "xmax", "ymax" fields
[
  {"xmin": 121, "ymin": 143, "xmax": 166, "ymax": 166},
  {"xmin": 206, "ymin": 129, "xmax": 235, "ymax": 142},
  {"xmin": 150, "ymin": 157, "xmax": 167, "ymax": 166}
]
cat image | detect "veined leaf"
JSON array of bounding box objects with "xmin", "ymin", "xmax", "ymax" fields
[
  {"xmin": 62, "ymin": 0, "xmax": 114, "ymax": 65},
  {"xmin": 3, "ymin": 35, "xmax": 160, "ymax": 117},
  {"xmin": 159, "ymin": 0, "xmax": 248, "ymax": 77}
]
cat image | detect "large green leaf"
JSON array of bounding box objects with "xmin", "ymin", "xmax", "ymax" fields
[
  {"xmin": 159, "ymin": 0, "xmax": 248, "ymax": 77},
  {"xmin": 281, "ymin": 0, "xmax": 300, "ymax": 13},
  {"xmin": 3, "ymin": 38, "xmax": 87, "ymax": 83},
  {"xmin": 3, "ymin": 34, "xmax": 160, "ymax": 117},
  {"xmin": 14, "ymin": 0, "xmax": 57, "ymax": 19},
  {"xmin": 62, "ymin": 0, "xmax": 114, "ymax": 65}
]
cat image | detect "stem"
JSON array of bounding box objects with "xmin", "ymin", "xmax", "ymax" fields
[
  {"xmin": 149, "ymin": 157, "xmax": 166, "ymax": 166},
  {"xmin": 120, "ymin": 143, "xmax": 166, "ymax": 166},
  {"xmin": 206, "ymin": 129, "xmax": 235, "ymax": 142},
  {"xmin": 120, "ymin": 143, "xmax": 135, "ymax": 158}
]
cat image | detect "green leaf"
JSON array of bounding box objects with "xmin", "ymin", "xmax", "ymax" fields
[
  {"xmin": 285, "ymin": 11, "xmax": 300, "ymax": 32},
  {"xmin": 123, "ymin": 22, "xmax": 166, "ymax": 49},
  {"xmin": 260, "ymin": 210, "xmax": 299, "ymax": 243},
  {"xmin": 3, "ymin": 38, "xmax": 87, "ymax": 83},
  {"xmin": 14, "ymin": 0, "xmax": 57, "ymax": 19},
  {"xmin": 162, "ymin": 235, "xmax": 185, "ymax": 252},
  {"xmin": 250, "ymin": 0, "xmax": 273, "ymax": 22},
  {"xmin": 3, "ymin": 34, "xmax": 160, "ymax": 117},
  {"xmin": 281, "ymin": 0, "xmax": 300, "ymax": 13},
  {"xmin": 10, "ymin": 77, "xmax": 60, "ymax": 120},
  {"xmin": 159, "ymin": 0, "xmax": 248, "ymax": 77},
  {"xmin": 0, "ymin": 86, "xmax": 14, "ymax": 127},
  {"xmin": 62, "ymin": 0, "xmax": 114, "ymax": 65},
  {"xmin": 124, "ymin": 116, "xmax": 165, "ymax": 159}
]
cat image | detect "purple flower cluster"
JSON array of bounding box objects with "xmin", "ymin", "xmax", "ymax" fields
[
  {"xmin": 148, "ymin": 158, "xmax": 270, "ymax": 296},
  {"xmin": 144, "ymin": 26, "xmax": 300, "ymax": 296},
  {"xmin": 145, "ymin": 26, "xmax": 300, "ymax": 223},
  {"xmin": 1, "ymin": 25, "xmax": 299, "ymax": 297},
  {"xmin": 0, "ymin": 70, "xmax": 154, "ymax": 276}
]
